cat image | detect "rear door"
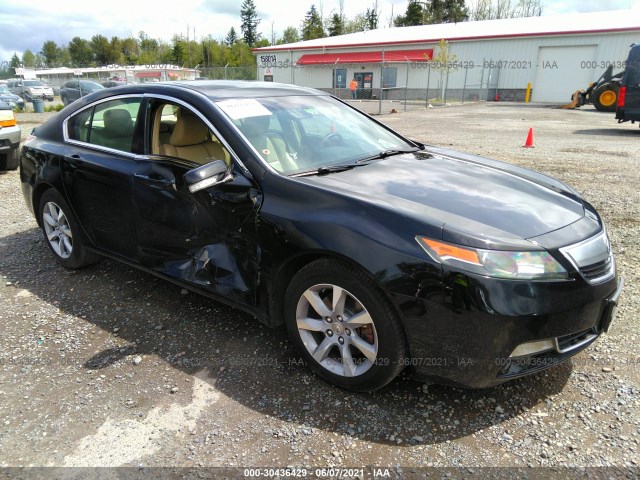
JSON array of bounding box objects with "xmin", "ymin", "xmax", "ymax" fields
[{"xmin": 61, "ymin": 96, "xmax": 144, "ymax": 258}]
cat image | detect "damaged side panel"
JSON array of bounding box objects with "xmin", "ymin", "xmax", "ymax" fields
[{"xmin": 131, "ymin": 159, "xmax": 261, "ymax": 307}]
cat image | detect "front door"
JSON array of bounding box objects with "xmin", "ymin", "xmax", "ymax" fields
[
  {"xmin": 131, "ymin": 98, "xmax": 261, "ymax": 307},
  {"xmin": 354, "ymin": 72, "xmax": 373, "ymax": 99}
]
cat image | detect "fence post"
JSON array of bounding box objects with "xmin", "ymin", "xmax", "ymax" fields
[
  {"xmin": 425, "ymin": 63, "xmax": 431, "ymax": 108},
  {"xmin": 444, "ymin": 64, "xmax": 450, "ymax": 105},
  {"xmin": 404, "ymin": 60, "xmax": 409, "ymax": 111},
  {"xmin": 479, "ymin": 60, "xmax": 485, "ymax": 101},
  {"xmin": 462, "ymin": 65, "xmax": 468, "ymax": 104},
  {"xmin": 378, "ymin": 49, "xmax": 384, "ymax": 115}
]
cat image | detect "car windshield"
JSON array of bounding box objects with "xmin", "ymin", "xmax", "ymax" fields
[
  {"xmin": 216, "ymin": 95, "xmax": 415, "ymax": 175},
  {"xmin": 0, "ymin": 86, "xmax": 10, "ymax": 94},
  {"xmin": 24, "ymin": 80, "xmax": 44, "ymax": 87},
  {"xmin": 80, "ymin": 82, "xmax": 103, "ymax": 90}
]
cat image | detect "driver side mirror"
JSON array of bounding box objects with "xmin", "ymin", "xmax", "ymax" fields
[{"xmin": 184, "ymin": 160, "xmax": 231, "ymax": 193}]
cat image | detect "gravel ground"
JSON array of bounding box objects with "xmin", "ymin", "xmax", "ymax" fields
[{"xmin": 0, "ymin": 104, "xmax": 638, "ymax": 475}]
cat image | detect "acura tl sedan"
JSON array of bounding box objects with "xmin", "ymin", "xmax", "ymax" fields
[{"xmin": 20, "ymin": 81, "xmax": 623, "ymax": 391}]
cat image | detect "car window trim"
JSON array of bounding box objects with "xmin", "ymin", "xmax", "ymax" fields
[
  {"xmin": 62, "ymin": 93, "xmax": 144, "ymax": 159},
  {"xmin": 140, "ymin": 93, "xmax": 252, "ymax": 177}
]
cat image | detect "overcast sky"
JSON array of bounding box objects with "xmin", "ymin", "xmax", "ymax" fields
[{"xmin": 1, "ymin": 0, "xmax": 639, "ymax": 63}]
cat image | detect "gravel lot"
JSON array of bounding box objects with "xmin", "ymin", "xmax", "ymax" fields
[{"xmin": 0, "ymin": 104, "xmax": 638, "ymax": 474}]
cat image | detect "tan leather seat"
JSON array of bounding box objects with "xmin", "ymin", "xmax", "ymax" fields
[
  {"xmin": 161, "ymin": 111, "xmax": 227, "ymax": 164},
  {"xmin": 239, "ymin": 116, "xmax": 296, "ymax": 172},
  {"xmin": 100, "ymin": 108, "xmax": 134, "ymax": 152}
]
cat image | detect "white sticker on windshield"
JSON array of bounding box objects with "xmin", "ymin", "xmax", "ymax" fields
[{"xmin": 216, "ymin": 98, "xmax": 273, "ymax": 120}]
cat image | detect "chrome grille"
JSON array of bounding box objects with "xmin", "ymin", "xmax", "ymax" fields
[{"xmin": 559, "ymin": 230, "xmax": 615, "ymax": 284}]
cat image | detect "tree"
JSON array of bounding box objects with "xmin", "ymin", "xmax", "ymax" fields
[
  {"xmin": 225, "ymin": 27, "xmax": 238, "ymax": 46},
  {"xmin": 10, "ymin": 53, "xmax": 21, "ymax": 68},
  {"xmin": 91, "ymin": 34, "xmax": 111, "ymax": 64},
  {"xmin": 68, "ymin": 37, "xmax": 94, "ymax": 66},
  {"xmin": 172, "ymin": 36, "xmax": 186, "ymax": 65},
  {"xmin": 302, "ymin": 5, "xmax": 325, "ymax": 40},
  {"xmin": 394, "ymin": 1, "xmax": 425, "ymax": 27},
  {"xmin": 365, "ymin": 5, "xmax": 379, "ymax": 30},
  {"xmin": 41, "ymin": 40, "xmax": 60, "ymax": 66},
  {"xmin": 443, "ymin": 0, "xmax": 468, "ymax": 23},
  {"xmin": 328, "ymin": 13, "xmax": 344, "ymax": 36},
  {"xmin": 278, "ymin": 26, "xmax": 300, "ymax": 44},
  {"xmin": 469, "ymin": 0, "xmax": 542, "ymax": 20},
  {"xmin": 22, "ymin": 50, "xmax": 35, "ymax": 68},
  {"xmin": 429, "ymin": 0, "xmax": 446, "ymax": 24},
  {"xmin": 240, "ymin": 0, "xmax": 261, "ymax": 47},
  {"xmin": 121, "ymin": 37, "xmax": 139, "ymax": 64}
]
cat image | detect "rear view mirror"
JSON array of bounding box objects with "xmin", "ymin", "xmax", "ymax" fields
[{"xmin": 184, "ymin": 160, "xmax": 231, "ymax": 193}]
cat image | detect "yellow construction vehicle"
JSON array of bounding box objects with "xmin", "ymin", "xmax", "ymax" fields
[{"xmin": 562, "ymin": 65, "xmax": 623, "ymax": 112}]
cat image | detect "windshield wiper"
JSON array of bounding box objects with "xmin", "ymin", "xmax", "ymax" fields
[
  {"xmin": 292, "ymin": 164, "xmax": 366, "ymax": 177},
  {"xmin": 355, "ymin": 148, "xmax": 420, "ymax": 164}
]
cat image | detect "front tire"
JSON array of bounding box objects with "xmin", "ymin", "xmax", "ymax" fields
[
  {"xmin": 0, "ymin": 147, "xmax": 20, "ymax": 171},
  {"xmin": 38, "ymin": 189, "xmax": 100, "ymax": 269},
  {"xmin": 284, "ymin": 258, "xmax": 407, "ymax": 391}
]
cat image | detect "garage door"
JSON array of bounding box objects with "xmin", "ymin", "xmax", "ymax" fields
[{"xmin": 532, "ymin": 45, "xmax": 597, "ymax": 103}]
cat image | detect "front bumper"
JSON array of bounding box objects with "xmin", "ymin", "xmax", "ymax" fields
[
  {"xmin": 0, "ymin": 125, "xmax": 21, "ymax": 153},
  {"xmin": 393, "ymin": 272, "xmax": 623, "ymax": 389}
]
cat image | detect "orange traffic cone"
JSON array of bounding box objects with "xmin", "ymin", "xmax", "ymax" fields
[{"xmin": 523, "ymin": 128, "xmax": 535, "ymax": 148}]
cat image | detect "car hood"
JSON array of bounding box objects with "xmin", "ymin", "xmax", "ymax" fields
[{"xmin": 297, "ymin": 147, "xmax": 588, "ymax": 250}]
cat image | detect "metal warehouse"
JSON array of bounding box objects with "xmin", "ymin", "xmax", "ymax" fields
[{"xmin": 254, "ymin": 10, "xmax": 640, "ymax": 104}]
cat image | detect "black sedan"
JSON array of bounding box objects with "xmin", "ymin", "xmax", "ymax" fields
[
  {"xmin": 59, "ymin": 80, "xmax": 105, "ymax": 106},
  {"xmin": 20, "ymin": 81, "xmax": 623, "ymax": 391}
]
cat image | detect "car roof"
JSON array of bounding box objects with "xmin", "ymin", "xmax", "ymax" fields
[{"xmin": 169, "ymin": 80, "xmax": 325, "ymax": 100}]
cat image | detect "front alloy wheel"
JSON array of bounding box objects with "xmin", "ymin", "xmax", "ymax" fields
[
  {"xmin": 296, "ymin": 284, "xmax": 378, "ymax": 377},
  {"xmin": 285, "ymin": 258, "xmax": 406, "ymax": 391}
]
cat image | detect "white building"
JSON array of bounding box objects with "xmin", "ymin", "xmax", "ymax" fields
[
  {"xmin": 253, "ymin": 10, "xmax": 640, "ymax": 103},
  {"xmin": 31, "ymin": 65, "xmax": 198, "ymax": 88}
]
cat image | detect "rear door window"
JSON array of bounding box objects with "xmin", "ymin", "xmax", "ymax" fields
[{"xmin": 67, "ymin": 98, "xmax": 142, "ymax": 153}]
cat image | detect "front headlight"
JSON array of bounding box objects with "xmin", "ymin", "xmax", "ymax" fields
[{"xmin": 416, "ymin": 236, "xmax": 568, "ymax": 280}]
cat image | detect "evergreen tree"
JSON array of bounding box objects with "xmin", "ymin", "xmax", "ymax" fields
[
  {"xmin": 226, "ymin": 27, "xmax": 238, "ymax": 46},
  {"xmin": 302, "ymin": 5, "xmax": 325, "ymax": 40},
  {"xmin": 40, "ymin": 40, "xmax": 60, "ymax": 66},
  {"xmin": 10, "ymin": 53, "xmax": 21, "ymax": 68},
  {"xmin": 240, "ymin": 0, "xmax": 261, "ymax": 47},
  {"xmin": 443, "ymin": 0, "xmax": 469, "ymax": 23},
  {"xmin": 365, "ymin": 7, "xmax": 379, "ymax": 30},
  {"xmin": 68, "ymin": 37, "xmax": 94, "ymax": 66},
  {"xmin": 328, "ymin": 13, "xmax": 344, "ymax": 37},
  {"xmin": 22, "ymin": 50, "xmax": 35, "ymax": 68},
  {"xmin": 394, "ymin": 1, "xmax": 425, "ymax": 27}
]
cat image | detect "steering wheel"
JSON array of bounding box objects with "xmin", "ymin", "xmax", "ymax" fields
[{"xmin": 320, "ymin": 132, "xmax": 344, "ymax": 148}]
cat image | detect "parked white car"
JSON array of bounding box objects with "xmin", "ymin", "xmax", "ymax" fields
[{"xmin": 8, "ymin": 79, "xmax": 54, "ymax": 102}]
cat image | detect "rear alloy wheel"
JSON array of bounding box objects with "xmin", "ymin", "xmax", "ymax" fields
[
  {"xmin": 285, "ymin": 259, "xmax": 406, "ymax": 391},
  {"xmin": 38, "ymin": 189, "xmax": 100, "ymax": 269},
  {"xmin": 593, "ymin": 84, "xmax": 619, "ymax": 112}
]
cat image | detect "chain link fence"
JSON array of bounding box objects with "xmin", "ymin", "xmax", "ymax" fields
[
  {"xmin": 307, "ymin": 62, "xmax": 505, "ymax": 114},
  {"xmin": 199, "ymin": 66, "xmax": 257, "ymax": 80}
]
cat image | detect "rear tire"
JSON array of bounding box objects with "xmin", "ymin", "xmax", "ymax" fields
[
  {"xmin": 38, "ymin": 189, "xmax": 101, "ymax": 269},
  {"xmin": 284, "ymin": 258, "xmax": 407, "ymax": 391},
  {"xmin": 0, "ymin": 147, "xmax": 20, "ymax": 171},
  {"xmin": 593, "ymin": 84, "xmax": 619, "ymax": 112}
]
